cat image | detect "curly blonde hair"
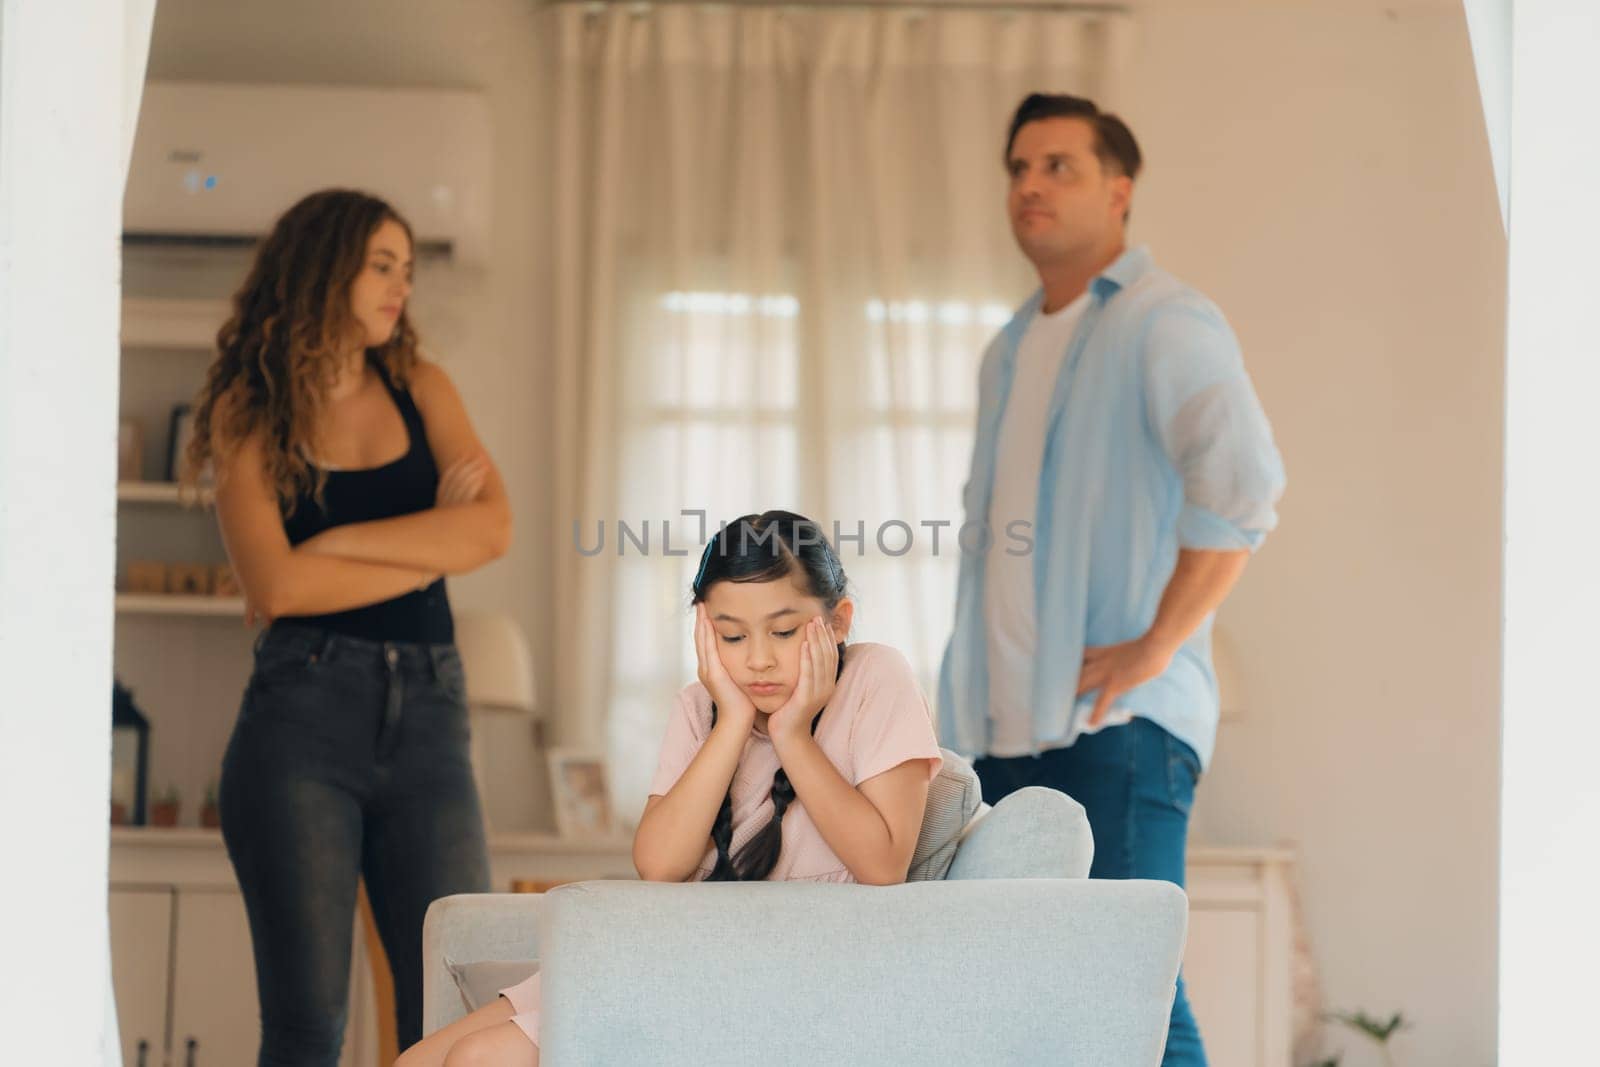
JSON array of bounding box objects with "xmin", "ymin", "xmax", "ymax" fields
[{"xmin": 185, "ymin": 189, "xmax": 421, "ymax": 511}]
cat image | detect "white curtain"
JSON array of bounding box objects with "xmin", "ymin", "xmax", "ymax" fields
[{"xmin": 545, "ymin": 1, "xmax": 1130, "ymax": 816}]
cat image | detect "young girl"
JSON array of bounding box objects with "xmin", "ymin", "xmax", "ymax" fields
[
  {"xmin": 398, "ymin": 510, "xmax": 941, "ymax": 1066},
  {"xmin": 189, "ymin": 189, "xmax": 511, "ymax": 1064}
]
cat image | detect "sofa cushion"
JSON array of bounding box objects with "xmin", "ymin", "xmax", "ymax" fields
[
  {"xmin": 944, "ymin": 785, "xmax": 1094, "ymax": 880},
  {"xmin": 905, "ymin": 748, "xmax": 983, "ymax": 882},
  {"xmin": 446, "ymin": 958, "xmax": 539, "ymax": 1016}
]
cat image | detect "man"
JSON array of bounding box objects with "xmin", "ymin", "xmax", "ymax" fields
[{"xmin": 937, "ymin": 93, "xmax": 1285, "ymax": 1066}]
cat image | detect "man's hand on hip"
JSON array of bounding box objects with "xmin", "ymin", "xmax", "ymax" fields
[{"xmin": 1077, "ymin": 636, "xmax": 1176, "ymax": 726}]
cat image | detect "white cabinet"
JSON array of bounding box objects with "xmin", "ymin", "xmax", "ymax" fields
[
  {"xmin": 110, "ymin": 885, "xmax": 262, "ymax": 1067},
  {"xmin": 109, "ymin": 889, "xmax": 172, "ymax": 1067},
  {"xmin": 1188, "ymin": 904, "xmax": 1265, "ymax": 1060},
  {"xmin": 1185, "ymin": 848, "xmax": 1296, "ymax": 1067},
  {"xmin": 168, "ymin": 889, "xmax": 261, "ymax": 1067},
  {"xmin": 110, "ymin": 871, "xmax": 372, "ymax": 1067},
  {"xmin": 109, "ymin": 829, "xmax": 616, "ymax": 1067}
]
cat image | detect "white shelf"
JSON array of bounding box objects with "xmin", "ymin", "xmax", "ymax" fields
[
  {"xmin": 111, "ymin": 827, "xmax": 226, "ymax": 849},
  {"xmin": 111, "ymin": 828, "xmax": 641, "ymax": 891},
  {"xmin": 121, "ymin": 297, "xmax": 228, "ymax": 350},
  {"xmin": 118, "ymin": 481, "xmax": 214, "ymax": 505},
  {"xmin": 111, "ymin": 828, "xmax": 635, "ymax": 855},
  {"xmin": 116, "ymin": 594, "xmax": 244, "ymax": 617}
]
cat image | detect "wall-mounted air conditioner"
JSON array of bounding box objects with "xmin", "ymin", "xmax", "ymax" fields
[{"xmin": 124, "ymin": 82, "xmax": 492, "ymax": 264}]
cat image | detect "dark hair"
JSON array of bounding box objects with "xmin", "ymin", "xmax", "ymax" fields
[
  {"xmin": 186, "ymin": 189, "xmax": 421, "ymax": 512},
  {"xmin": 690, "ymin": 511, "xmax": 848, "ymax": 881},
  {"xmin": 1004, "ymin": 93, "xmax": 1143, "ymax": 214}
]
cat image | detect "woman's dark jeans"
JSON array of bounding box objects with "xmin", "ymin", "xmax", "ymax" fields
[{"xmin": 219, "ymin": 624, "xmax": 490, "ymax": 1066}]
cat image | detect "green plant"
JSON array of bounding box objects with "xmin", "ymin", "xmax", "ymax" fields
[
  {"xmin": 202, "ymin": 780, "xmax": 218, "ymax": 808},
  {"xmin": 1306, "ymin": 1010, "xmax": 1409, "ymax": 1067},
  {"xmin": 154, "ymin": 783, "xmax": 181, "ymax": 806}
]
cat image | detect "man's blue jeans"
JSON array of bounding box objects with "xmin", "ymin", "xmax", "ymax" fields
[{"xmin": 974, "ymin": 717, "xmax": 1207, "ymax": 1067}]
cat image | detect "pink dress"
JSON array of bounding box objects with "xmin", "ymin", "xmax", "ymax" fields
[{"xmin": 498, "ymin": 641, "xmax": 942, "ymax": 1044}]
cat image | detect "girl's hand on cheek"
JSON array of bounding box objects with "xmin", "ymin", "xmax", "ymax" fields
[
  {"xmin": 695, "ymin": 603, "xmax": 756, "ymax": 734},
  {"xmin": 769, "ymin": 616, "xmax": 838, "ymax": 747}
]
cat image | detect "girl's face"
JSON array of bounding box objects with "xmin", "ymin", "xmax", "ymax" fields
[
  {"xmin": 701, "ymin": 572, "xmax": 854, "ymax": 715},
  {"xmin": 347, "ymin": 218, "xmax": 414, "ymax": 348}
]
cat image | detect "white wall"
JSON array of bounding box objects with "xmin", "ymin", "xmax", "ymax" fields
[
  {"xmin": 1, "ymin": 1, "xmax": 147, "ymax": 1061},
  {"xmin": 142, "ymin": 0, "xmax": 558, "ymax": 830},
  {"xmin": 1461, "ymin": 0, "xmax": 1509, "ymax": 226},
  {"xmin": 1499, "ymin": 3, "xmax": 1600, "ymax": 1061},
  {"xmin": 1120, "ymin": 3, "xmax": 1503, "ymax": 1064}
]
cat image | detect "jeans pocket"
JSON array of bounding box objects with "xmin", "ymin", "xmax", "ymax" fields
[
  {"xmin": 1165, "ymin": 736, "xmax": 1201, "ymax": 815},
  {"xmin": 432, "ymin": 646, "xmax": 468, "ymax": 702},
  {"xmin": 250, "ymin": 630, "xmax": 329, "ymax": 686},
  {"xmin": 249, "ymin": 654, "xmax": 318, "ymax": 697}
]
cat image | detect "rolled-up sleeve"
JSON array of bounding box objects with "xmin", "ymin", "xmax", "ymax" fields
[{"xmin": 1142, "ymin": 302, "xmax": 1286, "ymax": 551}]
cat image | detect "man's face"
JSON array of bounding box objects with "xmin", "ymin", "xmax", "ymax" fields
[{"xmin": 1006, "ymin": 117, "xmax": 1131, "ymax": 266}]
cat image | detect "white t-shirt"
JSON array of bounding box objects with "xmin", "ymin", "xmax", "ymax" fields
[{"xmin": 984, "ymin": 294, "xmax": 1132, "ymax": 756}]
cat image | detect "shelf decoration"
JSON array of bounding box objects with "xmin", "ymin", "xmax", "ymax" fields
[{"xmin": 111, "ymin": 680, "xmax": 151, "ymax": 827}]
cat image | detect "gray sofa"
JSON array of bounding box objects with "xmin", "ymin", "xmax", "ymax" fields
[{"xmin": 422, "ymin": 756, "xmax": 1187, "ymax": 1066}]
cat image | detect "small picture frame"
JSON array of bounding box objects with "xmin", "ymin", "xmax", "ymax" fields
[{"xmin": 546, "ymin": 748, "xmax": 615, "ymax": 839}]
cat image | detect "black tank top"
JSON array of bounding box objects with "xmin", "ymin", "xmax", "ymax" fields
[{"xmin": 278, "ymin": 361, "xmax": 454, "ymax": 644}]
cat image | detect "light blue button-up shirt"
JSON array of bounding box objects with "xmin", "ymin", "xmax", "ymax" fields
[{"xmin": 937, "ymin": 246, "xmax": 1285, "ymax": 769}]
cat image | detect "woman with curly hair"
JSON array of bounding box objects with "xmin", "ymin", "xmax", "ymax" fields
[{"xmin": 185, "ymin": 188, "xmax": 511, "ymax": 1065}]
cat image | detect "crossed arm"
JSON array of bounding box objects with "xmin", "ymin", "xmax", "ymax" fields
[{"xmin": 213, "ymin": 360, "xmax": 512, "ymax": 622}]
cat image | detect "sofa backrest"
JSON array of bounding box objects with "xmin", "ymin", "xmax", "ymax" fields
[{"xmin": 537, "ymin": 877, "xmax": 1186, "ymax": 1066}]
